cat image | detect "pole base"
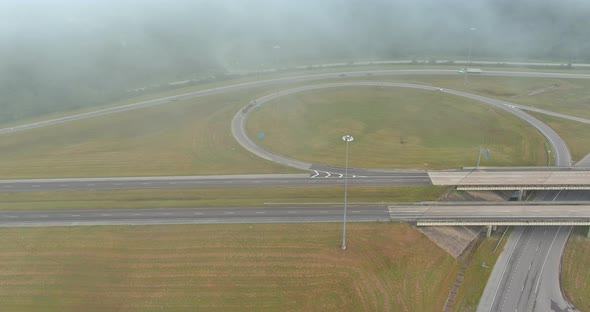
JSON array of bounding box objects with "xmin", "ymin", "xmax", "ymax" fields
[{"xmin": 342, "ymin": 245, "xmax": 347, "ymax": 250}]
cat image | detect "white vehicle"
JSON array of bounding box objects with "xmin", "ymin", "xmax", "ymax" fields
[{"xmin": 458, "ymin": 68, "xmax": 483, "ymax": 74}]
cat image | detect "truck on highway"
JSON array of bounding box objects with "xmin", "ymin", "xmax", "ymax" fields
[{"xmin": 458, "ymin": 68, "xmax": 483, "ymax": 74}]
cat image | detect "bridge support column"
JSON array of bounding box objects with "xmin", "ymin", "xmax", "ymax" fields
[
  {"xmin": 587, "ymin": 226, "xmax": 590, "ymax": 239},
  {"xmin": 486, "ymin": 225, "xmax": 492, "ymax": 238},
  {"xmin": 518, "ymin": 190, "xmax": 525, "ymax": 201}
]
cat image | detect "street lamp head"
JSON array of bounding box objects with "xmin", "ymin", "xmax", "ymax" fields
[
  {"xmin": 342, "ymin": 135, "xmax": 354, "ymax": 142},
  {"xmin": 469, "ymin": 27, "xmax": 477, "ymax": 31}
]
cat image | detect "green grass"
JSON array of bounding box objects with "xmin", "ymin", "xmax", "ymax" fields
[
  {"xmin": 0, "ymin": 223, "xmax": 459, "ymax": 311},
  {"xmin": 0, "ymin": 186, "xmax": 448, "ymax": 211},
  {"xmin": 4, "ymin": 63, "xmax": 588, "ymax": 130},
  {"xmin": 0, "ymin": 74, "xmax": 575, "ymax": 179},
  {"xmin": 562, "ymin": 227, "xmax": 590, "ymax": 311},
  {"xmin": 452, "ymin": 228, "xmax": 511, "ymax": 311},
  {"xmin": 525, "ymin": 112, "xmax": 590, "ymax": 162},
  {"xmin": 369, "ymin": 74, "xmax": 590, "ymax": 119},
  {"xmin": 247, "ymin": 86, "xmax": 548, "ymax": 169},
  {"xmin": 0, "ymin": 86, "xmax": 301, "ymax": 179}
]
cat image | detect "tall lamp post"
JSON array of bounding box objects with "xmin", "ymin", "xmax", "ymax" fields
[
  {"xmin": 273, "ymin": 44, "xmax": 280, "ymax": 68},
  {"xmin": 463, "ymin": 27, "xmax": 477, "ymax": 85},
  {"xmin": 341, "ymin": 135, "xmax": 354, "ymax": 250}
]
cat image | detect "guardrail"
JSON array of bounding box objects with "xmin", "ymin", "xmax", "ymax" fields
[
  {"xmin": 417, "ymin": 221, "xmax": 590, "ymax": 226},
  {"xmin": 456, "ymin": 185, "xmax": 590, "ymax": 191}
]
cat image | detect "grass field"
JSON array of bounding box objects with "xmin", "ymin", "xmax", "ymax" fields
[
  {"xmin": 0, "ymin": 186, "xmax": 447, "ymax": 211},
  {"xmin": 360, "ymin": 74, "xmax": 590, "ymax": 119},
  {"xmin": 0, "ymin": 223, "xmax": 459, "ymax": 311},
  {"xmin": 526, "ymin": 112, "xmax": 590, "ymax": 162},
  {"xmin": 0, "ymin": 74, "xmax": 574, "ymax": 179},
  {"xmin": 562, "ymin": 227, "xmax": 590, "ymax": 311},
  {"xmin": 247, "ymin": 86, "xmax": 548, "ymax": 169},
  {"xmin": 452, "ymin": 228, "xmax": 510, "ymax": 311},
  {"xmin": 4, "ymin": 63, "xmax": 587, "ymax": 129},
  {"xmin": 0, "ymin": 86, "xmax": 300, "ymax": 179}
]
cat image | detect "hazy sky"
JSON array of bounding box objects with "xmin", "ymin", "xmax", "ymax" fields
[
  {"xmin": 2, "ymin": 0, "xmax": 590, "ymax": 122},
  {"xmin": 2, "ymin": 0, "xmax": 589, "ymax": 64}
]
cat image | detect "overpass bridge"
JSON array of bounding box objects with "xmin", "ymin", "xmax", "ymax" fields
[
  {"xmin": 428, "ymin": 167, "xmax": 590, "ymax": 191},
  {"xmin": 389, "ymin": 201, "xmax": 590, "ymax": 236}
]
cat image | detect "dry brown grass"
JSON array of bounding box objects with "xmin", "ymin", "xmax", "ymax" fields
[{"xmin": 0, "ymin": 223, "xmax": 459, "ymax": 311}]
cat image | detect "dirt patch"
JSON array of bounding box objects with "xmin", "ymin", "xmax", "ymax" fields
[{"xmin": 419, "ymin": 227, "xmax": 482, "ymax": 259}]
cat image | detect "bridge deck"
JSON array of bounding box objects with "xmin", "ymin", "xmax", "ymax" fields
[
  {"xmin": 428, "ymin": 170, "xmax": 590, "ymax": 190},
  {"xmin": 389, "ymin": 202, "xmax": 590, "ymax": 224}
]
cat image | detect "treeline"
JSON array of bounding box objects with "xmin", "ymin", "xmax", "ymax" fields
[{"xmin": 1, "ymin": 0, "xmax": 589, "ymax": 124}]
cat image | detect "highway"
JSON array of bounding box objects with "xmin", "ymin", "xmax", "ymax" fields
[
  {"xmin": 3, "ymin": 201, "xmax": 590, "ymax": 228},
  {"xmin": 0, "ymin": 68, "xmax": 587, "ymax": 311},
  {"xmin": 5, "ymin": 168, "xmax": 590, "ymax": 193},
  {"xmin": 0, "ymin": 206, "xmax": 390, "ymax": 227},
  {"xmin": 478, "ymin": 191, "xmax": 588, "ymax": 312},
  {"xmin": 0, "ymin": 172, "xmax": 432, "ymax": 193}
]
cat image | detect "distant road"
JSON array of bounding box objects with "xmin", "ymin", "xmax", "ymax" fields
[
  {"xmin": 2, "ymin": 68, "xmax": 589, "ymax": 143},
  {"xmin": 0, "ymin": 206, "xmax": 390, "ymax": 227}
]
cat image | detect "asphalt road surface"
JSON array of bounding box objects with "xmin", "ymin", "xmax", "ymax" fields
[
  {"xmin": 478, "ymin": 189, "xmax": 589, "ymax": 312},
  {"xmin": 0, "ymin": 172, "xmax": 432, "ymax": 193},
  {"xmin": 0, "ymin": 206, "xmax": 390, "ymax": 227}
]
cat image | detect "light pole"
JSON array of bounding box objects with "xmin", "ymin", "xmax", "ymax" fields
[
  {"xmin": 341, "ymin": 134, "xmax": 353, "ymax": 250},
  {"xmin": 273, "ymin": 44, "xmax": 280, "ymax": 68},
  {"xmin": 464, "ymin": 27, "xmax": 477, "ymax": 85}
]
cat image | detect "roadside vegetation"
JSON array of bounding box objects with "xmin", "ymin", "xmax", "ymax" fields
[
  {"xmin": 562, "ymin": 226, "xmax": 590, "ymax": 311},
  {"xmin": 451, "ymin": 228, "xmax": 511, "ymax": 311},
  {"xmin": 0, "ymin": 223, "xmax": 459, "ymax": 311},
  {"xmin": 0, "ymin": 186, "xmax": 447, "ymax": 211},
  {"xmin": 0, "ymin": 86, "xmax": 299, "ymax": 179}
]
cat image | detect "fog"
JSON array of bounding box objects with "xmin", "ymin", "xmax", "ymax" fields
[{"xmin": 2, "ymin": 0, "xmax": 590, "ymax": 123}]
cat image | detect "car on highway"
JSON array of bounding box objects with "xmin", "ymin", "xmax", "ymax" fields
[{"xmin": 458, "ymin": 68, "xmax": 483, "ymax": 74}]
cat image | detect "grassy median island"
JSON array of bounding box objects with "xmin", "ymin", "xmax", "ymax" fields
[
  {"xmin": 0, "ymin": 223, "xmax": 459, "ymax": 311},
  {"xmin": 247, "ymin": 86, "xmax": 548, "ymax": 169},
  {"xmin": 0, "ymin": 186, "xmax": 447, "ymax": 211},
  {"xmin": 562, "ymin": 227, "xmax": 590, "ymax": 311}
]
